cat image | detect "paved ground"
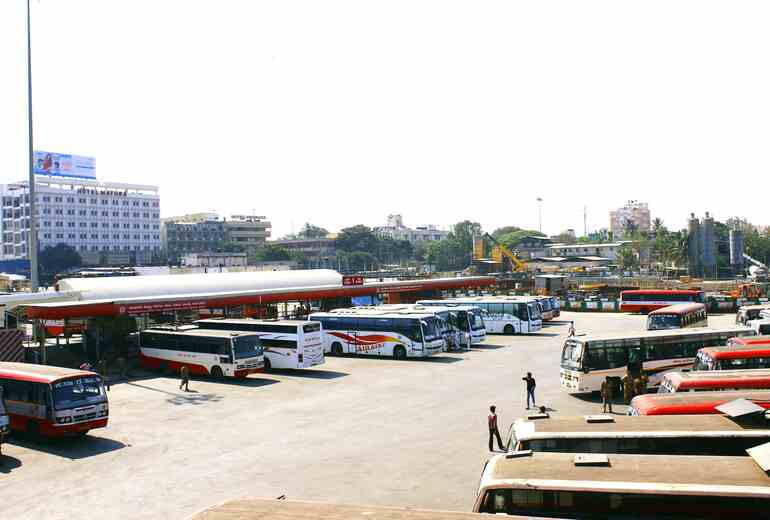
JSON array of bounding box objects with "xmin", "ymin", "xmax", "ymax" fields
[{"xmin": 0, "ymin": 311, "xmax": 736, "ymax": 519}]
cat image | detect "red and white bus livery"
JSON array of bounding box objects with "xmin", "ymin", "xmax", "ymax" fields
[
  {"xmin": 139, "ymin": 327, "xmax": 264, "ymax": 378},
  {"xmin": 646, "ymin": 303, "xmax": 707, "ymax": 331},
  {"xmin": 0, "ymin": 362, "xmax": 108, "ymax": 437},
  {"xmin": 620, "ymin": 289, "xmax": 705, "ymax": 314},
  {"xmin": 629, "ymin": 390, "xmax": 770, "ymax": 416},
  {"xmin": 658, "ymin": 369, "xmax": 770, "ymax": 393},
  {"xmin": 694, "ymin": 344, "xmax": 770, "ymax": 371}
]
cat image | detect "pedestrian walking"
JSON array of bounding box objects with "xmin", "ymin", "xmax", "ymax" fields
[
  {"xmin": 179, "ymin": 365, "xmax": 190, "ymax": 392},
  {"xmin": 622, "ymin": 371, "xmax": 633, "ymax": 404},
  {"xmin": 601, "ymin": 376, "xmax": 613, "ymax": 413},
  {"xmin": 568, "ymin": 321, "xmax": 575, "ymax": 337},
  {"xmin": 487, "ymin": 405, "xmax": 505, "ymax": 452},
  {"xmin": 522, "ymin": 372, "xmax": 536, "ymax": 409}
]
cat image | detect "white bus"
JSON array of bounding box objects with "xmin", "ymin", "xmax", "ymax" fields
[
  {"xmin": 473, "ymin": 451, "xmax": 770, "ymax": 517},
  {"xmin": 139, "ymin": 327, "xmax": 264, "ymax": 378},
  {"xmin": 194, "ymin": 319, "xmax": 324, "ymax": 370},
  {"xmin": 560, "ymin": 326, "xmax": 755, "ymax": 393},
  {"xmin": 418, "ymin": 297, "xmax": 542, "ymax": 334},
  {"xmin": 412, "ymin": 303, "xmax": 487, "ymax": 345},
  {"xmin": 309, "ymin": 309, "xmax": 444, "ymax": 359}
]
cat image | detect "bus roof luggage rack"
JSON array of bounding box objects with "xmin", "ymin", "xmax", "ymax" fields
[
  {"xmin": 585, "ymin": 414, "xmax": 615, "ymax": 423},
  {"xmin": 505, "ymin": 450, "xmax": 533, "ymax": 459},
  {"xmin": 747, "ymin": 441, "xmax": 770, "ymax": 473},
  {"xmin": 574, "ymin": 454, "xmax": 610, "ymax": 467}
]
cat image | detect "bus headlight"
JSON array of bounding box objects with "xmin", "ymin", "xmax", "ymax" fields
[{"xmin": 56, "ymin": 416, "xmax": 73, "ymax": 424}]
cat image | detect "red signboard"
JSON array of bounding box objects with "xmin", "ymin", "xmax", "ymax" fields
[
  {"xmin": 119, "ymin": 300, "xmax": 209, "ymax": 315},
  {"xmin": 342, "ymin": 275, "xmax": 364, "ymax": 286}
]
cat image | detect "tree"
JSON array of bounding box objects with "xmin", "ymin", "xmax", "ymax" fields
[
  {"xmin": 336, "ymin": 225, "xmax": 379, "ymax": 253},
  {"xmin": 253, "ymin": 245, "xmax": 292, "ymax": 262},
  {"xmin": 39, "ymin": 243, "xmax": 81, "ymax": 276},
  {"xmin": 298, "ymin": 223, "xmax": 329, "ymax": 239},
  {"xmin": 616, "ymin": 246, "xmax": 639, "ymax": 270},
  {"xmin": 220, "ymin": 242, "xmax": 246, "ymax": 253}
]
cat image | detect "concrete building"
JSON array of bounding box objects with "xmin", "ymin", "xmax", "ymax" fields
[
  {"xmin": 182, "ymin": 252, "xmax": 247, "ymax": 268},
  {"xmin": 373, "ymin": 214, "xmax": 448, "ymax": 243},
  {"xmin": 610, "ymin": 201, "xmax": 651, "ymax": 237},
  {"xmin": 0, "ymin": 176, "xmax": 161, "ymax": 265},
  {"xmin": 547, "ymin": 241, "xmax": 637, "ymax": 261},
  {"xmin": 162, "ymin": 214, "xmax": 271, "ymax": 263},
  {"xmin": 514, "ymin": 235, "xmax": 553, "ymax": 259},
  {"xmin": 226, "ymin": 215, "xmax": 271, "ymax": 247},
  {"xmin": 270, "ymin": 237, "xmax": 337, "ymax": 268}
]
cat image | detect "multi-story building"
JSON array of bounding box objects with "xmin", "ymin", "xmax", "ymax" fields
[
  {"xmin": 162, "ymin": 214, "xmax": 271, "ymax": 263},
  {"xmin": 225, "ymin": 215, "xmax": 271, "ymax": 247},
  {"xmin": 373, "ymin": 214, "xmax": 448, "ymax": 243},
  {"xmin": 271, "ymin": 236, "xmax": 337, "ymax": 268},
  {"xmin": 610, "ymin": 201, "xmax": 651, "ymax": 237},
  {"xmin": 547, "ymin": 241, "xmax": 637, "ymax": 261},
  {"xmin": 0, "ymin": 176, "xmax": 161, "ymax": 265}
]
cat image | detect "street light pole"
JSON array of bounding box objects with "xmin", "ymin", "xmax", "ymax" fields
[
  {"xmin": 536, "ymin": 197, "xmax": 543, "ymax": 233},
  {"xmin": 26, "ymin": 0, "xmax": 39, "ymax": 292}
]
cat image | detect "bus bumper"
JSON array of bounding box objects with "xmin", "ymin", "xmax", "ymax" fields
[
  {"xmin": 49, "ymin": 418, "xmax": 109, "ymax": 436},
  {"xmin": 560, "ymin": 371, "xmax": 590, "ymax": 393}
]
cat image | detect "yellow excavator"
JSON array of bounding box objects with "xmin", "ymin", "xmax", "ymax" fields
[{"xmin": 473, "ymin": 233, "xmax": 527, "ymax": 272}]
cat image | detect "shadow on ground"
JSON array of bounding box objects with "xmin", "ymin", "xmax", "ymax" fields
[
  {"xmin": 8, "ymin": 434, "xmax": 126, "ymax": 460},
  {"xmin": 0, "ymin": 454, "xmax": 22, "ymax": 473},
  {"xmin": 267, "ymin": 369, "xmax": 348, "ymax": 380},
  {"xmin": 472, "ymin": 344, "xmax": 506, "ymax": 350}
]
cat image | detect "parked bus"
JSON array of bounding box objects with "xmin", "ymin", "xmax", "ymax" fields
[
  {"xmin": 646, "ymin": 303, "xmax": 707, "ymax": 331},
  {"xmin": 629, "ymin": 390, "xmax": 770, "ymax": 416},
  {"xmin": 694, "ymin": 344, "xmax": 770, "ymax": 371},
  {"xmin": 473, "ymin": 451, "xmax": 770, "ymax": 518},
  {"xmin": 506, "ymin": 414, "xmax": 770, "ymax": 456},
  {"xmin": 560, "ymin": 326, "xmax": 754, "ymax": 393},
  {"xmin": 194, "ymin": 319, "xmax": 323, "ymax": 370},
  {"xmin": 736, "ymin": 304, "xmax": 770, "ymax": 325},
  {"xmin": 417, "ymin": 297, "xmax": 542, "ymax": 334},
  {"xmin": 658, "ymin": 369, "xmax": 770, "ymax": 393},
  {"xmin": 309, "ymin": 309, "xmax": 444, "ymax": 359},
  {"xmin": 0, "ymin": 362, "xmax": 108, "ymax": 437},
  {"xmin": 620, "ymin": 289, "xmax": 705, "ymax": 313},
  {"xmin": 748, "ymin": 319, "xmax": 770, "ymax": 335},
  {"xmin": 0, "ymin": 386, "xmax": 8, "ymax": 454},
  {"xmin": 414, "ymin": 300, "xmax": 491, "ymax": 342},
  {"xmin": 139, "ymin": 327, "xmax": 264, "ymax": 378},
  {"xmin": 532, "ymin": 296, "xmax": 555, "ymax": 321}
]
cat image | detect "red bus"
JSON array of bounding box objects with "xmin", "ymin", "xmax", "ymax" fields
[
  {"xmin": 629, "ymin": 390, "xmax": 770, "ymax": 415},
  {"xmin": 694, "ymin": 344, "xmax": 770, "ymax": 371},
  {"xmin": 728, "ymin": 335, "xmax": 770, "ymax": 347},
  {"xmin": 0, "ymin": 362, "xmax": 108, "ymax": 437},
  {"xmin": 659, "ymin": 369, "xmax": 770, "ymax": 393},
  {"xmin": 620, "ymin": 289, "xmax": 705, "ymax": 313},
  {"xmin": 646, "ymin": 303, "xmax": 708, "ymax": 330}
]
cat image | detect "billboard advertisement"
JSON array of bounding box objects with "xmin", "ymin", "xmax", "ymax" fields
[{"xmin": 34, "ymin": 151, "xmax": 96, "ymax": 179}]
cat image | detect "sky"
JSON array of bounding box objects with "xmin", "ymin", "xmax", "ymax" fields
[{"xmin": 1, "ymin": 1, "xmax": 769, "ymax": 240}]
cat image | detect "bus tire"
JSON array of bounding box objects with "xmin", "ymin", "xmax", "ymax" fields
[
  {"xmin": 263, "ymin": 357, "xmax": 271, "ymax": 370},
  {"xmin": 211, "ymin": 366, "xmax": 223, "ymax": 379},
  {"xmin": 393, "ymin": 345, "xmax": 407, "ymax": 360},
  {"xmin": 331, "ymin": 342, "xmax": 343, "ymax": 355},
  {"xmin": 504, "ymin": 324, "xmax": 515, "ymax": 335}
]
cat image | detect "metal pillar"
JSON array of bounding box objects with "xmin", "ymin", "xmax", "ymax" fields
[{"xmin": 26, "ymin": 0, "xmax": 39, "ymax": 291}]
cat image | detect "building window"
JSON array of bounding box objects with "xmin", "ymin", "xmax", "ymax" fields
[
  {"xmin": 102, "ymin": 223, "xmax": 109, "ymax": 228},
  {"xmin": 54, "ymin": 209, "xmax": 63, "ymax": 215},
  {"xmin": 66, "ymin": 197, "xmax": 74, "ymax": 203},
  {"xmin": 91, "ymin": 222, "xmax": 98, "ymax": 228},
  {"xmin": 42, "ymin": 196, "xmax": 50, "ymax": 202},
  {"xmin": 123, "ymin": 211, "xmax": 129, "ymax": 217},
  {"xmin": 90, "ymin": 198, "xmax": 97, "ymax": 204},
  {"xmin": 112, "ymin": 211, "xmax": 119, "ymax": 217},
  {"xmin": 54, "ymin": 196, "xmax": 62, "ymax": 202},
  {"xmin": 101, "ymin": 200, "xmax": 108, "ymax": 205},
  {"xmin": 113, "ymin": 234, "xmax": 120, "ymax": 240},
  {"xmin": 55, "ymin": 221, "xmax": 63, "ymax": 227},
  {"xmin": 122, "ymin": 201, "xmax": 129, "ymax": 206},
  {"xmin": 91, "ymin": 234, "xmax": 98, "ymax": 239},
  {"xmin": 102, "ymin": 234, "xmax": 109, "ymax": 239},
  {"xmin": 80, "ymin": 233, "xmax": 87, "ymax": 239},
  {"xmin": 133, "ymin": 212, "xmax": 139, "ymax": 218},
  {"xmin": 55, "ymin": 233, "xmax": 63, "ymax": 239},
  {"xmin": 67, "ymin": 222, "xmax": 75, "ymax": 228},
  {"xmin": 113, "ymin": 223, "xmax": 120, "ymax": 228},
  {"xmin": 78, "ymin": 198, "xmax": 86, "ymax": 203},
  {"xmin": 78, "ymin": 210, "xmax": 86, "ymax": 216},
  {"xmin": 91, "ymin": 210, "xmax": 98, "ymax": 216},
  {"xmin": 79, "ymin": 222, "xmax": 87, "ymax": 228},
  {"xmin": 132, "ymin": 201, "xmax": 139, "ymax": 206},
  {"xmin": 68, "ymin": 233, "xmax": 75, "ymax": 239},
  {"xmin": 123, "ymin": 223, "xmax": 130, "ymax": 229}
]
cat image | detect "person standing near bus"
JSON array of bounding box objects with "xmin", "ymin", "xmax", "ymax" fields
[
  {"xmin": 522, "ymin": 372, "xmax": 536, "ymax": 409},
  {"xmin": 487, "ymin": 405, "xmax": 505, "ymax": 452},
  {"xmin": 568, "ymin": 321, "xmax": 575, "ymax": 337},
  {"xmin": 179, "ymin": 365, "xmax": 190, "ymax": 392},
  {"xmin": 601, "ymin": 376, "xmax": 613, "ymax": 413}
]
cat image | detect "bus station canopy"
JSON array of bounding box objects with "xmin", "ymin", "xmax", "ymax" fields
[{"xmin": 21, "ymin": 273, "xmax": 495, "ymax": 320}]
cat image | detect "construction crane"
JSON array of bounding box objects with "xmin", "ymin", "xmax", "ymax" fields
[
  {"xmin": 744, "ymin": 253, "xmax": 769, "ymax": 282},
  {"xmin": 473, "ymin": 233, "xmax": 527, "ymax": 272}
]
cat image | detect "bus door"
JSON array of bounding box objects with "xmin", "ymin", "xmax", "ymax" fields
[{"xmin": 627, "ymin": 341, "xmax": 643, "ymax": 378}]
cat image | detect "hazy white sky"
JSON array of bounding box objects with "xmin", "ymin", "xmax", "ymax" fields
[{"xmin": 1, "ymin": 1, "xmax": 769, "ymax": 239}]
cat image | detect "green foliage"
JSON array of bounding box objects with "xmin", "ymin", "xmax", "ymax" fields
[
  {"xmin": 298, "ymin": 223, "xmax": 329, "ymax": 239},
  {"xmin": 425, "ymin": 239, "xmax": 467, "ymax": 271},
  {"xmin": 491, "ymin": 226, "xmax": 544, "ymax": 250},
  {"xmin": 253, "ymin": 245, "xmax": 292, "ymax": 262},
  {"xmin": 338, "ymin": 251, "xmax": 378, "ymax": 271},
  {"xmin": 39, "ymin": 243, "xmax": 81, "ymax": 277},
  {"xmin": 616, "ymin": 246, "xmax": 640, "ymax": 270},
  {"xmin": 220, "ymin": 241, "xmax": 247, "ymax": 253},
  {"xmin": 336, "ymin": 225, "xmax": 379, "ymax": 253}
]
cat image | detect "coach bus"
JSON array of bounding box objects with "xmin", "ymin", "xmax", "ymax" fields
[
  {"xmin": 413, "ymin": 301, "xmax": 488, "ymax": 343},
  {"xmin": 629, "ymin": 390, "xmax": 770, "ymax": 416},
  {"xmin": 417, "ymin": 297, "xmax": 542, "ymax": 334},
  {"xmin": 0, "ymin": 362, "xmax": 108, "ymax": 437},
  {"xmin": 658, "ymin": 369, "xmax": 770, "ymax": 393},
  {"xmin": 473, "ymin": 451, "xmax": 770, "ymax": 518},
  {"xmin": 737, "ymin": 304, "xmax": 770, "ymax": 325},
  {"xmin": 194, "ymin": 319, "xmax": 324, "ymax": 370},
  {"xmin": 620, "ymin": 289, "xmax": 705, "ymax": 314},
  {"xmin": 309, "ymin": 309, "xmax": 444, "ymax": 359},
  {"xmin": 506, "ymin": 414, "xmax": 770, "ymax": 456},
  {"xmin": 560, "ymin": 326, "xmax": 754, "ymax": 393},
  {"xmin": 694, "ymin": 344, "xmax": 770, "ymax": 372},
  {"xmin": 646, "ymin": 303, "xmax": 707, "ymax": 331},
  {"xmin": 139, "ymin": 327, "xmax": 264, "ymax": 378}
]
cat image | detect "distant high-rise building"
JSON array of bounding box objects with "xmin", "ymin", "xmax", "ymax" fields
[
  {"xmin": 610, "ymin": 201, "xmax": 651, "ymax": 237},
  {"xmin": 374, "ymin": 215, "xmax": 448, "ymax": 243}
]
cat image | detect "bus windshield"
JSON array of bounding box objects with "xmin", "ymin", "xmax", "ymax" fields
[
  {"xmin": 528, "ymin": 303, "xmax": 541, "ymax": 320},
  {"xmin": 647, "ymin": 314, "xmax": 681, "ymax": 330},
  {"xmin": 52, "ymin": 376, "xmax": 106, "ymax": 410},
  {"xmin": 470, "ymin": 310, "xmax": 485, "ymax": 330},
  {"xmin": 693, "ymin": 352, "xmax": 714, "ymax": 371},
  {"xmin": 232, "ymin": 336, "xmax": 263, "ymax": 359},
  {"xmin": 421, "ymin": 317, "xmax": 441, "ymax": 342},
  {"xmin": 0, "ymin": 388, "xmax": 6, "ymax": 415},
  {"xmin": 561, "ymin": 340, "xmax": 583, "ymax": 370}
]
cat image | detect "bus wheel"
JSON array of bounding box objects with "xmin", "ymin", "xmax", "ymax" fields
[
  {"xmin": 263, "ymin": 357, "xmax": 272, "ymax": 370},
  {"xmin": 393, "ymin": 345, "xmax": 407, "ymax": 360},
  {"xmin": 331, "ymin": 342, "xmax": 343, "ymax": 355},
  {"xmin": 211, "ymin": 366, "xmax": 223, "ymax": 379},
  {"xmin": 503, "ymin": 324, "xmax": 514, "ymax": 335}
]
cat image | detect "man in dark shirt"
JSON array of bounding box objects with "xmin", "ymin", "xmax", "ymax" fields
[
  {"xmin": 522, "ymin": 372, "xmax": 536, "ymax": 409},
  {"xmin": 487, "ymin": 405, "xmax": 505, "ymax": 452}
]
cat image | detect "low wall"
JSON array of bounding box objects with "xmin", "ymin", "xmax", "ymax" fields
[{"xmin": 557, "ymin": 297, "xmax": 768, "ymax": 314}]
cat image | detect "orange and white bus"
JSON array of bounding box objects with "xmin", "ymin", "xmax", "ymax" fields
[
  {"xmin": 474, "ymin": 451, "xmax": 770, "ymax": 517},
  {"xmin": 646, "ymin": 303, "xmax": 707, "ymax": 331},
  {"xmin": 620, "ymin": 289, "xmax": 705, "ymax": 314},
  {"xmin": 629, "ymin": 390, "xmax": 770, "ymax": 416},
  {"xmin": 658, "ymin": 369, "xmax": 770, "ymax": 393},
  {"xmin": 694, "ymin": 344, "xmax": 770, "ymax": 371},
  {"xmin": 0, "ymin": 362, "xmax": 108, "ymax": 437},
  {"xmin": 139, "ymin": 327, "xmax": 264, "ymax": 378}
]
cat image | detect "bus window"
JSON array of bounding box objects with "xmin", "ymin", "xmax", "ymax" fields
[{"xmin": 586, "ymin": 346, "xmax": 608, "ymax": 370}]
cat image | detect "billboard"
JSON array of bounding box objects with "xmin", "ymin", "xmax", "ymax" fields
[{"xmin": 34, "ymin": 151, "xmax": 96, "ymax": 179}]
